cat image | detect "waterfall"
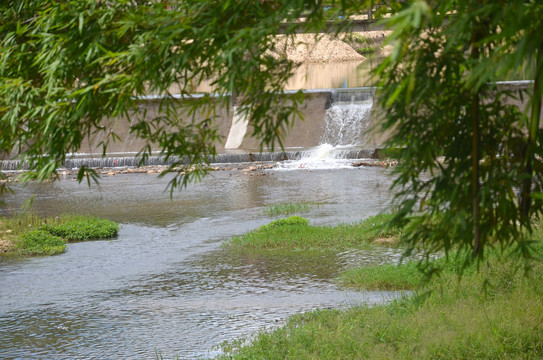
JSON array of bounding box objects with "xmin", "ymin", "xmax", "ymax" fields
[
  {"xmin": 321, "ymin": 102, "xmax": 373, "ymax": 147},
  {"xmin": 278, "ymin": 88, "xmax": 375, "ymax": 170}
]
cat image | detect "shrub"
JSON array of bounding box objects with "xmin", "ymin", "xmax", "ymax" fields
[
  {"xmin": 357, "ymin": 45, "xmax": 375, "ymax": 54},
  {"xmin": 16, "ymin": 229, "xmax": 65, "ymax": 256},
  {"xmin": 349, "ymin": 33, "xmax": 370, "ymax": 44}
]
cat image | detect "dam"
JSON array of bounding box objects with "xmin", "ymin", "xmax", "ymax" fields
[
  {"xmin": 0, "ymin": 87, "xmax": 383, "ymax": 171},
  {"xmin": 0, "ymin": 81, "xmax": 534, "ymax": 171}
]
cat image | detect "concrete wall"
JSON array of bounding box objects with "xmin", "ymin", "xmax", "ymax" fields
[
  {"xmin": 77, "ymin": 90, "xmax": 335, "ymax": 156},
  {"xmin": 235, "ymin": 90, "xmax": 331, "ymax": 152},
  {"xmin": 64, "ymin": 81, "xmax": 539, "ymax": 157},
  {"xmin": 78, "ymin": 97, "xmax": 233, "ymax": 155}
]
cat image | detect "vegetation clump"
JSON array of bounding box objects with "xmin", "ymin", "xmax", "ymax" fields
[
  {"xmin": 15, "ymin": 230, "xmax": 65, "ymax": 256},
  {"xmin": 40, "ymin": 215, "xmax": 118, "ymax": 241},
  {"xmin": 263, "ymin": 203, "xmax": 321, "ymax": 216},
  {"xmin": 1, "ymin": 213, "xmax": 119, "ymax": 256},
  {"xmin": 343, "ymin": 33, "xmax": 378, "ymax": 55},
  {"xmin": 339, "ymin": 252, "xmax": 478, "ymax": 291},
  {"xmin": 260, "ymin": 216, "xmax": 309, "ymax": 229},
  {"xmin": 224, "ymin": 213, "xmax": 402, "ymax": 251},
  {"xmin": 220, "ymin": 242, "xmax": 543, "ymax": 359}
]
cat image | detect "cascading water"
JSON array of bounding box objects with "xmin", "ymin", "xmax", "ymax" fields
[
  {"xmin": 279, "ymin": 88, "xmax": 375, "ymax": 170},
  {"xmin": 0, "ymin": 88, "xmax": 377, "ymax": 171},
  {"xmin": 321, "ymin": 101, "xmax": 373, "ymax": 147}
]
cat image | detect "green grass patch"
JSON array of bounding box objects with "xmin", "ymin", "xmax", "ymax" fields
[
  {"xmin": 339, "ymin": 253, "xmax": 479, "ymax": 291},
  {"xmin": 347, "ymin": 33, "xmax": 375, "ymax": 45},
  {"xmin": 1, "ymin": 213, "xmax": 119, "ymax": 256},
  {"xmin": 3, "ymin": 211, "xmax": 48, "ymax": 234},
  {"xmin": 15, "ymin": 229, "xmax": 65, "ymax": 256},
  {"xmin": 223, "ymin": 213, "xmax": 402, "ymax": 251},
  {"xmin": 40, "ymin": 215, "xmax": 118, "ymax": 241},
  {"xmin": 263, "ymin": 203, "xmax": 321, "ymax": 216},
  {"xmin": 219, "ymin": 246, "xmax": 543, "ymax": 359},
  {"xmin": 259, "ymin": 215, "xmax": 309, "ymax": 229},
  {"xmin": 357, "ymin": 45, "xmax": 376, "ymax": 54},
  {"xmin": 340, "ymin": 260, "xmax": 422, "ymax": 290}
]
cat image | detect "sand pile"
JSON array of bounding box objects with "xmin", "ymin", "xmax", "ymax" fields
[
  {"xmin": 270, "ymin": 30, "xmax": 392, "ymax": 63},
  {"xmin": 271, "ymin": 34, "xmax": 366, "ymax": 63}
]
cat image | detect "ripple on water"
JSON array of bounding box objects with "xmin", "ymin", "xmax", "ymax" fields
[{"xmin": 0, "ymin": 168, "xmax": 401, "ymax": 359}]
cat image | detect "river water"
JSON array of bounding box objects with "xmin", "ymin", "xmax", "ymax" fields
[{"xmin": 0, "ymin": 167, "xmax": 403, "ymax": 359}]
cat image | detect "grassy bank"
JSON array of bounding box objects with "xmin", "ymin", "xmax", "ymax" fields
[
  {"xmin": 219, "ymin": 218, "xmax": 543, "ymax": 359},
  {"xmin": 338, "ymin": 251, "xmax": 481, "ymax": 291},
  {"xmin": 220, "ymin": 251, "xmax": 543, "ymax": 359},
  {"xmin": 223, "ymin": 213, "xmax": 402, "ymax": 251},
  {"xmin": 0, "ymin": 213, "xmax": 119, "ymax": 256}
]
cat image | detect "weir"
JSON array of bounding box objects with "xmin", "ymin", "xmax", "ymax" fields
[
  {"xmin": 0, "ymin": 150, "xmax": 379, "ymax": 171},
  {"xmin": 330, "ymin": 87, "xmax": 375, "ymax": 104},
  {"xmin": 1, "ymin": 87, "xmax": 381, "ymax": 171},
  {"xmin": 277, "ymin": 88, "xmax": 376, "ymax": 169},
  {"xmin": 0, "ymin": 82, "xmax": 533, "ymax": 170}
]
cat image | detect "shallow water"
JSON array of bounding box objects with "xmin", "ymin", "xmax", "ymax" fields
[
  {"xmin": 194, "ymin": 56, "xmax": 534, "ymax": 92},
  {"xmin": 0, "ymin": 167, "xmax": 402, "ymax": 359}
]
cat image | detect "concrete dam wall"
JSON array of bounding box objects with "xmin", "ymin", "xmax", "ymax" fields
[
  {"xmin": 77, "ymin": 81, "xmax": 534, "ymax": 157},
  {"xmin": 74, "ymin": 87, "xmax": 384, "ymax": 158},
  {"xmin": 1, "ymin": 81, "xmax": 536, "ymax": 170}
]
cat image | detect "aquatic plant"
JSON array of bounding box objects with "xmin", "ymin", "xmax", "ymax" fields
[
  {"xmin": 339, "ymin": 251, "xmax": 479, "ymax": 291},
  {"xmin": 40, "ymin": 215, "xmax": 118, "ymax": 241},
  {"xmin": 259, "ymin": 216, "xmax": 310, "ymax": 229},
  {"xmin": 263, "ymin": 203, "xmax": 321, "ymax": 216},
  {"xmin": 1, "ymin": 213, "xmax": 119, "ymax": 256},
  {"xmin": 15, "ymin": 229, "xmax": 65, "ymax": 256},
  {"xmin": 224, "ymin": 213, "xmax": 402, "ymax": 251}
]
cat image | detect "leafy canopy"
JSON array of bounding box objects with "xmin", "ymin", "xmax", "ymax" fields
[
  {"xmin": 1, "ymin": 0, "xmax": 364, "ymax": 191},
  {"xmin": 3, "ymin": 0, "xmax": 543, "ymax": 267},
  {"xmin": 377, "ymin": 0, "xmax": 543, "ymax": 266}
]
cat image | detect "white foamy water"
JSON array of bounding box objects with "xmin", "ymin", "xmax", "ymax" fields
[
  {"xmin": 322, "ymin": 102, "xmax": 373, "ymax": 147},
  {"xmin": 277, "ymin": 144, "xmax": 358, "ymax": 170},
  {"xmin": 278, "ymin": 101, "xmax": 373, "ymax": 170}
]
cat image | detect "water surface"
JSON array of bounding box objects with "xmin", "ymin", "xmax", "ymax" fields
[{"xmin": 0, "ymin": 168, "xmax": 401, "ymax": 359}]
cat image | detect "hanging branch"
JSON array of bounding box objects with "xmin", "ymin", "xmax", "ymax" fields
[{"xmin": 520, "ymin": 48, "xmax": 543, "ymax": 218}]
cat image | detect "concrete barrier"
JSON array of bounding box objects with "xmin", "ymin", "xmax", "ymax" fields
[
  {"xmin": 76, "ymin": 87, "xmax": 386, "ymax": 156},
  {"xmin": 1, "ymin": 81, "xmax": 535, "ymax": 169}
]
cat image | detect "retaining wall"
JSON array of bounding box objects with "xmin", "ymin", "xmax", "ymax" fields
[
  {"xmin": 2, "ymin": 81, "xmax": 536, "ymax": 168},
  {"xmin": 76, "ymin": 87, "xmax": 389, "ymax": 157}
]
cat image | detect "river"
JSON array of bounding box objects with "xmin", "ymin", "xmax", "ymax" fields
[{"xmin": 0, "ymin": 167, "xmax": 403, "ymax": 359}]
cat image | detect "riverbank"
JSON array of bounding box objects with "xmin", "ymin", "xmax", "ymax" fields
[
  {"xmin": 0, "ymin": 158, "xmax": 398, "ymax": 183},
  {"xmin": 219, "ymin": 226, "xmax": 543, "ymax": 359}
]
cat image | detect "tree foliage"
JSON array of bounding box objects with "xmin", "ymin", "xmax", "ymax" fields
[
  {"xmin": 3, "ymin": 0, "xmax": 543, "ymax": 266},
  {"xmin": 376, "ymin": 0, "xmax": 543, "ymax": 265},
  {"xmin": 0, "ymin": 0, "xmax": 360, "ymax": 191}
]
